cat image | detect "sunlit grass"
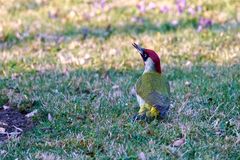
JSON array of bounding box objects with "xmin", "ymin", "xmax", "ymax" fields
[{"xmin": 0, "ymin": 0, "xmax": 240, "ymax": 159}]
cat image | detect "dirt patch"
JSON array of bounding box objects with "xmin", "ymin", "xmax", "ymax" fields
[{"xmin": 0, "ymin": 108, "xmax": 33, "ymax": 142}]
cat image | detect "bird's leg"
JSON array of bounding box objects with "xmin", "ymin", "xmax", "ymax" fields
[
  {"xmin": 132, "ymin": 103, "xmax": 152, "ymax": 121},
  {"xmin": 132, "ymin": 105, "xmax": 147, "ymax": 121},
  {"xmin": 132, "ymin": 113, "xmax": 147, "ymax": 121},
  {"xmin": 132, "ymin": 103, "xmax": 160, "ymax": 122},
  {"xmin": 149, "ymin": 107, "xmax": 159, "ymax": 118}
]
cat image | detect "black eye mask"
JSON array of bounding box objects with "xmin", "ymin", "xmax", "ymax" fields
[{"xmin": 142, "ymin": 52, "xmax": 149, "ymax": 61}]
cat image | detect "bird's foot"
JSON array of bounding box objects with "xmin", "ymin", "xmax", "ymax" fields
[{"xmin": 132, "ymin": 113, "xmax": 147, "ymax": 122}]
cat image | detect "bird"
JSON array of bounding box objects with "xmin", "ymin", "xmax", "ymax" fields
[{"xmin": 132, "ymin": 43, "xmax": 170, "ymax": 121}]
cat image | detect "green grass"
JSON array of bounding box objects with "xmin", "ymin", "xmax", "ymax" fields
[{"xmin": 0, "ymin": 0, "xmax": 240, "ymax": 159}]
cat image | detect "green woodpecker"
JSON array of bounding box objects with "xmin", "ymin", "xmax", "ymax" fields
[{"xmin": 132, "ymin": 43, "xmax": 170, "ymax": 120}]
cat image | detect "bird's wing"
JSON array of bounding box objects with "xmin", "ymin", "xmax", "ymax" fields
[
  {"xmin": 136, "ymin": 72, "xmax": 170, "ymax": 97},
  {"xmin": 136, "ymin": 72, "xmax": 170, "ymax": 117},
  {"xmin": 146, "ymin": 91, "xmax": 170, "ymax": 117}
]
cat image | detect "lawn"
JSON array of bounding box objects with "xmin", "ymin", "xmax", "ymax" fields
[{"xmin": 0, "ymin": 0, "xmax": 240, "ymax": 159}]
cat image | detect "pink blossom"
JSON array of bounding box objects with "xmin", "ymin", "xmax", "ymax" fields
[
  {"xmin": 136, "ymin": 1, "xmax": 146, "ymax": 13},
  {"xmin": 188, "ymin": 7, "xmax": 195, "ymax": 16},
  {"xmin": 197, "ymin": 5, "xmax": 202, "ymax": 13},
  {"xmin": 147, "ymin": 2, "xmax": 156, "ymax": 10},
  {"xmin": 160, "ymin": 6, "xmax": 169, "ymax": 14},
  {"xmin": 176, "ymin": 0, "xmax": 186, "ymax": 13},
  {"xmin": 197, "ymin": 17, "xmax": 213, "ymax": 32}
]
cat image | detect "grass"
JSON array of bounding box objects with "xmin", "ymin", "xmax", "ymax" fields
[{"xmin": 0, "ymin": 0, "xmax": 240, "ymax": 159}]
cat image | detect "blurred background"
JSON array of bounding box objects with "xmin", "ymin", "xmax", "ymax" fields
[{"xmin": 0, "ymin": 0, "xmax": 239, "ymax": 75}]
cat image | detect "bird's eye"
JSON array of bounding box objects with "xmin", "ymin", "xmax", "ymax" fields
[{"xmin": 144, "ymin": 54, "xmax": 148, "ymax": 58}]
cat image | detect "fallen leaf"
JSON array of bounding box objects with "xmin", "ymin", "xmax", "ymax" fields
[
  {"xmin": 147, "ymin": 130, "xmax": 155, "ymax": 136},
  {"xmin": 0, "ymin": 127, "xmax": 6, "ymax": 133},
  {"xmin": 138, "ymin": 152, "xmax": 146, "ymax": 160},
  {"xmin": 184, "ymin": 93, "xmax": 192, "ymax": 101},
  {"xmin": 25, "ymin": 109, "xmax": 38, "ymax": 118},
  {"xmin": 172, "ymin": 138, "xmax": 185, "ymax": 147}
]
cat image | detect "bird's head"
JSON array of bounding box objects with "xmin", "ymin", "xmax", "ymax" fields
[{"xmin": 132, "ymin": 43, "xmax": 161, "ymax": 74}]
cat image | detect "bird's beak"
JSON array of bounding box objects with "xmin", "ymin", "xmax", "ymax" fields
[{"xmin": 132, "ymin": 43, "xmax": 144, "ymax": 58}]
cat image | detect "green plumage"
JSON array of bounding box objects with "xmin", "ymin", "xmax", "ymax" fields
[
  {"xmin": 136, "ymin": 72, "xmax": 170, "ymax": 97},
  {"xmin": 136, "ymin": 71, "xmax": 170, "ymax": 117}
]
